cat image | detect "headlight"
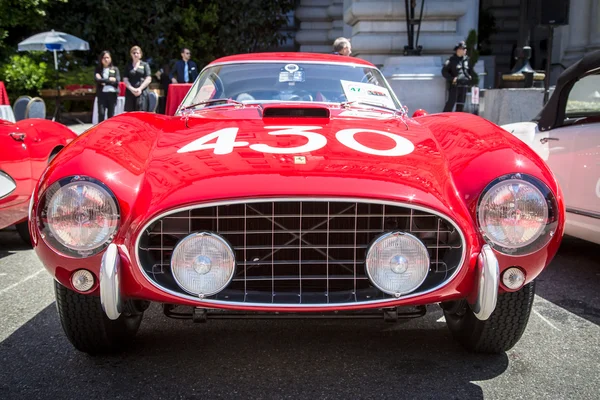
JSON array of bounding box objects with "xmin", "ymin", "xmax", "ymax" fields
[
  {"xmin": 365, "ymin": 232, "xmax": 430, "ymax": 296},
  {"xmin": 171, "ymin": 232, "xmax": 235, "ymax": 297},
  {"xmin": 37, "ymin": 176, "xmax": 120, "ymax": 257},
  {"xmin": 0, "ymin": 171, "xmax": 17, "ymax": 199},
  {"xmin": 478, "ymin": 173, "xmax": 558, "ymax": 255}
]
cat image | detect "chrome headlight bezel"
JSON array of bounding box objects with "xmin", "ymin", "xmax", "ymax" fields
[
  {"xmin": 37, "ymin": 176, "xmax": 120, "ymax": 258},
  {"xmin": 477, "ymin": 173, "xmax": 559, "ymax": 256}
]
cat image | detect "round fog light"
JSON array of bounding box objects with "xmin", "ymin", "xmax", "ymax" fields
[
  {"xmin": 502, "ymin": 267, "xmax": 526, "ymax": 290},
  {"xmin": 171, "ymin": 232, "xmax": 235, "ymax": 297},
  {"xmin": 365, "ymin": 232, "xmax": 430, "ymax": 296},
  {"xmin": 71, "ymin": 269, "xmax": 95, "ymax": 292}
]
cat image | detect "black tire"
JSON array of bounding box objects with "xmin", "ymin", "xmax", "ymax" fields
[
  {"xmin": 15, "ymin": 221, "xmax": 31, "ymax": 245},
  {"xmin": 443, "ymin": 281, "xmax": 536, "ymax": 353},
  {"xmin": 54, "ymin": 281, "xmax": 144, "ymax": 355}
]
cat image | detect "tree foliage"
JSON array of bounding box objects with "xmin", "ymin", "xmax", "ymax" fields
[
  {"xmin": 0, "ymin": 0, "xmax": 66, "ymax": 59},
  {"xmin": 0, "ymin": 53, "xmax": 48, "ymax": 95},
  {"xmin": 0, "ymin": 0, "xmax": 296, "ymax": 69},
  {"xmin": 216, "ymin": 0, "xmax": 294, "ymax": 54}
]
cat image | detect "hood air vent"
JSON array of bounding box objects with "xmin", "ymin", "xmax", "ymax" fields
[{"xmin": 262, "ymin": 106, "xmax": 330, "ymax": 118}]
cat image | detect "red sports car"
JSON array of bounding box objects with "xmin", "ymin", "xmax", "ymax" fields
[
  {"xmin": 30, "ymin": 53, "xmax": 564, "ymax": 355},
  {"xmin": 1, "ymin": 118, "xmax": 76, "ymax": 242}
]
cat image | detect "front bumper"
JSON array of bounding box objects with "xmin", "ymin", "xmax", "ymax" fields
[
  {"xmin": 97, "ymin": 243, "xmax": 500, "ymax": 320},
  {"xmin": 470, "ymin": 244, "xmax": 499, "ymax": 320}
]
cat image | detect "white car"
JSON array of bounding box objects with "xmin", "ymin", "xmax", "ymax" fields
[{"xmin": 503, "ymin": 51, "xmax": 600, "ymax": 245}]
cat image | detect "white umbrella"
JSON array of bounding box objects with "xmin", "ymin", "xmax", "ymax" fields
[
  {"xmin": 17, "ymin": 30, "xmax": 90, "ymax": 121},
  {"xmin": 18, "ymin": 30, "xmax": 89, "ymax": 70}
]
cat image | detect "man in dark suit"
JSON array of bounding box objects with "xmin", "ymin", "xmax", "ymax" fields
[{"xmin": 170, "ymin": 48, "xmax": 199, "ymax": 84}]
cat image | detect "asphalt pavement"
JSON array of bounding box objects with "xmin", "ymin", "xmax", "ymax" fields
[{"xmin": 0, "ymin": 227, "xmax": 599, "ymax": 400}]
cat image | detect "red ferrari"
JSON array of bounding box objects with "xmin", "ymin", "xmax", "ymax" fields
[
  {"xmin": 30, "ymin": 53, "xmax": 564, "ymax": 355},
  {"xmin": 1, "ymin": 118, "xmax": 76, "ymax": 242}
]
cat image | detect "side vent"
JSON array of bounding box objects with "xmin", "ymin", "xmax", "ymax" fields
[{"xmin": 262, "ymin": 107, "xmax": 330, "ymax": 118}]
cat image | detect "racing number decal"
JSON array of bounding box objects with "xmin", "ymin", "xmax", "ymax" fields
[
  {"xmin": 177, "ymin": 127, "xmax": 249, "ymax": 155},
  {"xmin": 178, "ymin": 126, "xmax": 415, "ymax": 157},
  {"xmin": 250, "ymin": 126, "xmax": 327, "ymax": 154},
  {"xmin": 336, "ymin": 128, "xmax": 414, "ymax": 156}
]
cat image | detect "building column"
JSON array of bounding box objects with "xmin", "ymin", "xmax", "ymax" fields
[
  {"xmin": 295, "ymin": 0, "xmax": 334, "ymax": 53},
  {"xmin": 344, "ymin": 0, "xmax": 479, "ymax": 66},
  {"xmin": 562, "ymin": 0, "xmax": 591, "ymax": 65},
  {"xmin": 328, "ymin": 0, "xmax": 344, "ymax": 43},
  {"xmin": 586, "ymin": 0, "xmax": 600, "ymax": 52}
]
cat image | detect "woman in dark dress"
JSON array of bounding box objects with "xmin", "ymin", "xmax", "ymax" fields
[
  {"xmin": 123, "ymin": 45, "xmax": 152, "ymax": 111},
  {"xmin": 94, "ymin": 50, "xmax": 120, "ymax": 122}
]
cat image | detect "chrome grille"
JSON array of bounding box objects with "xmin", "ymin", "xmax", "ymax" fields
[{"xmin": 136, "ymin": 199, "xmax": 464, "ymax": 305}]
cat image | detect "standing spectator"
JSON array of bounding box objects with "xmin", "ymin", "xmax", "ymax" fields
[
  {"xmin": 123, "ymin": 45, "xmax": 152, "ymax": 112},
  {"xmin": 332, "ymin": 37, "xmax": 352, "ymax": 56},
  {"xmin": 170, "ymin": 48, "xmax": 198, "ymax": 84},
  {"xmin": 94, "ymin": 51, "xmax": 120, "ymax": 122},
  {"xmin": 442, "ymin": 41, "xmax": 472, "ymax": 112}
]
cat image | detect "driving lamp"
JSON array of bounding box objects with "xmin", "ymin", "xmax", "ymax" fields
[
  {"xmin": 37, "ymin": 177, "xmax": 120, "ymax": 257},
  {"xmin": 365, "ymin": 232, "xmax": 430, "ymax": 296},
  {"xmin": 0, "ymin": 171, "xmax": 17, "ymax": 199},
  {"xmin": 171, "ymin": 232, "xmax": 235, "ymax": 297}
]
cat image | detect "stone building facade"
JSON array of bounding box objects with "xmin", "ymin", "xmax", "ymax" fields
[
  {"xmin": 290, "ymin": 0, "xmax": 598, "ymax": 112},
  {"xmin": 557, "ymin": 0, "xmax": 600, "ymax": 66},
  {"xmin": 295, "ymin": 0, "xmax": 480, "ymax": 66}
]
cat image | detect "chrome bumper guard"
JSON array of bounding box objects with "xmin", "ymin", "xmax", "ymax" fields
[
  {"xmin": 100, "ymin": 243, "xmax": 122, "ymax": 320},
  {"xmin": 470, "ymin": 244, "xmax": 499, "ymax": 321}
]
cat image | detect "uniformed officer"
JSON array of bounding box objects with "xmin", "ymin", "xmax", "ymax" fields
[{"xmin": 442, "ymin": 41, "xmax": 473, "ymax": 112}]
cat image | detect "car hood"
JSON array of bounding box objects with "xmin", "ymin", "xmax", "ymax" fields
[{"xmin": 133, "ymin": 105, "xmax": 464, "ymax": 220}]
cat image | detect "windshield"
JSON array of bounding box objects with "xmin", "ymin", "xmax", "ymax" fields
[
  {"xmin": 565, "ymin": 71, "xmax": 600, "ymax": 117},
  {"xmin": 178, "ymin": 61, "xmax": 402, "ymax": 112}
]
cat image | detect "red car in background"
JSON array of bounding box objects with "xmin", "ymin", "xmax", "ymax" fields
[
  {"xmin": 30, "ymin": 53, "xmax": 564, "ymax": 355},
  {"xmin": 0, "ymin": 118, "xmax": 76, "ymax": 242}
]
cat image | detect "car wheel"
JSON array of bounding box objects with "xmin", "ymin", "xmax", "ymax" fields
[
  {"xmin": 442, "ymin": 281, "xmax": 535, "ymax": 353},
  {"xmin": 54, "ymin": 280, "xmax": 144, "ymax": 355},
  {"xmin": 15, "ymin": 221, "xmax": 31, "ymax": 245}
]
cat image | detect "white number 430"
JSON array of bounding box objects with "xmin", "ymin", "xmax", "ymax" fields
[{"xmin": 177, "ymin": 126, "xmax": 414, "ymax": 157}]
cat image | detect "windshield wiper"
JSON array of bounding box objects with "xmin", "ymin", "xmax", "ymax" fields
[
  {"xmin": 180, "ymin": 98, "xmax": 243, "ymax": 112},
  {"xmin": 340, "ymin": 100, "xmax": 400, "ymax": 114}
]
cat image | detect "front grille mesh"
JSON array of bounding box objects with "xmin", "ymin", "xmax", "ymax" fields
[{"xmin": 137, "ymin": 200, "xmax": 464, "ymax": 305}]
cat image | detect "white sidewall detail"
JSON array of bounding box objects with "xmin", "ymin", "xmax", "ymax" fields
[
  {"xmin": 596, "ymin": 178, "xmax": 600, "ymax": 198},
  {"xmin": 249, "ymin": 126, "xmax": 327, "ymax": 154},
  {"xmin": 335, "ymin": 128, "xmax": 415, "ymax": 156}
]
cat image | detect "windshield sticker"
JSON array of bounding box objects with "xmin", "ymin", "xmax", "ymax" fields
[
  {"xmin": 279, "ymin": 64, "xmax": 305, "ymax": 83},
  {"xmin": 338, "ymin": 109, "xmax": 397, "ymax": 119},
  {"xmin": 340, "ymin": 80, "xmax": 396, "ymax": 109}
]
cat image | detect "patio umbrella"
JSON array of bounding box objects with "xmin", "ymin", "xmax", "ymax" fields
[
  {"xmin": 17, "ymin": 30, "xmax": 90, "ymax": 121},
  {"xmin": 18, "ymin": 30, "xmax": 89, "ymax": 70}
]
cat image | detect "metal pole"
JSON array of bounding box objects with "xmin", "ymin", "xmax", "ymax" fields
[
  {"xmin": 53, "ymin": 49, "xmax": 60, "ymax": 122},
  {"xmin": 409, "ymin": 0, "xmax": 415, "ymax": 48},
  {"xmin": 544, "ymin": 26, "xmax": 554, "ymax": 104},
  {"xmin": 404, "ymin": 0, "xmax": 412, "ymax": 53},
  {"xmin": 415, "ymin": 0, "xmax": 425, "ymax": 51}
]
